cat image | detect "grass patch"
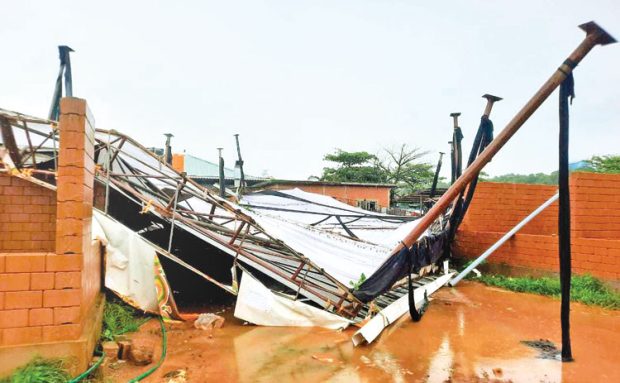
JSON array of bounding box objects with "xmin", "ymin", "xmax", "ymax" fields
[
  {"xmin": 477, "ymin": 274, "xmax": 620, "ymax": 309},
  {"xmin": 101, "ymin": 294, "xmax": 150, "ymax": 342},
  {"xmin": 0, "ymin": 357, "xmax": 70, "ymax": 383}
]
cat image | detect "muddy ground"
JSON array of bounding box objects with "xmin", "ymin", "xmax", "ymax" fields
[{"xmin": 102, "ymin": 281, "xmax": 620, "ymax": 382}]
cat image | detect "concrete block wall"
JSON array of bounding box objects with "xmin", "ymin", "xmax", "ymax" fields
[{"xmin": 453, "ymin": 173, "xmax": 620, "ymax": 280}]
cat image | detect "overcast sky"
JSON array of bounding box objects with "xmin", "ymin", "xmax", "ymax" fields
[{"xmin": 2, "ymin": 1, "xmax": 618, "ymax": 180}]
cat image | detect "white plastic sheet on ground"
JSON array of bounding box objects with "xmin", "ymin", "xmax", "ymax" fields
[
  {"xmin": 234, "ymin": 272, "xmax": 351, "ymax": 330},
  {"xmin": 93, "ymin": 211, "xmax": 159, "ymax": 313}
]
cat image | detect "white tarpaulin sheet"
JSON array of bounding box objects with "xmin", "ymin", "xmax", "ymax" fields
[
  {"xmin": 234, "ymin": 272, "xmax": 351, "ymax": 330},
  {"xmin": 241, "ymin": 188, "xmax": 423, "ymax": 247},
  {"xmin": 93, "ymin": 211, "xmax": 159, "ymax": 313},
  {"xmin": 244, "ymin": 212, "xmax": 392, "ymax": 286},
  {"xmin": 241, "ymin": 189, "xmax": 428, "ymax": 286}
]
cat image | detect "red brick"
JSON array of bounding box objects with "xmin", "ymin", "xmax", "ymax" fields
[
  {"xmin": 43, "ymin": 289, "xmax": 81, "ymax": 307},
  {"xmin": 57, "ymin": 201, "xmax": 91, "ymax": 220},
  {"xmin": 0, "ymin": 292, "xmax": 4, "ymax": 309},
  {"xmin": 4, "ymin": 253, "xmax": 46, "ymax": 272},
  {"xmin": 0, "ymin": 273, "xmax": 30, "ymax": 291},
  {"xmin": 55, "ymin": 235, "xmax": 83, "ymax": 254},
  {"xmin": 60, "ymin": 98, "xmax": 87, "ymax": 116},
  {"xmin": 54, "ymin": 306, "xmax": 81, "ymax": 325},
  {"xmin": 10, "ymin": 213, "xmax": 29, "ymax": 222},
  {"xmin": 3, "ymin": 186, "xmax": 24, "ymax": 196},
  {"xmin": 57, "ymin": 182, "xmax": 88, "ymax": 202},
  {"xmin": 0, "ymin": 255, "xmax": 4, "ymax": 273},
  {"xmin": 3, "ymin": 326, "xmax": 42, "ymax": 345},
  {"xmin": 46, "ymin": 254, "xmax": 82, "ymax": 271},
  {"xmin": 5, "ymin": 291, "xmax": 42, "ymax": 309},
  {"xmin": 56, "ymin": 218, "xmax": 85, "ymax": 237},
  {"xmin": 58, "ymin": 148, "xmax": 90, "ymax": 168},
  {"xmin": 55, "ymin": 272, "xmax": 81, "ymax": 289},
  {"xmin": 0, "ymin": 309, "xmax": 29, "ymax": 328},
  {"xmin": 30, "ymin": 272, "xmax": 55, "ymax": 290},
  {"xmin": 29, "ymin": 308, "xmax": 54, "ymax": 326},
  {"xmin": 42, "ymin": 323, "xmax": 81, "ymax": 342}
]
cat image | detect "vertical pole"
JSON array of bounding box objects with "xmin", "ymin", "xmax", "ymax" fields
[
  {"xmin": 104, "ymin": 131, "xmax": 112, "ymax": 214},
  {"xmin": 449, "ymin": 140, "xmax": 455, "ymax": 184},
  {"xmin": 559, "ymin": 74, "xmax": 574, "ymax": 361},
  {"xmin": 429, "ymin": 152, "xmax": 445, "ymax": 198},
  {"xmin": 450, "ymin": 113, "xmax": 462, "ymax": 183},
  {"xmin": 217, "ymin": 147, "xmax": 225, "ymax": 198},
  {"xmin": 167, "ymin": 187, "xmax": 179, "ymax": 253},
  {"xmin": 164, "ymin": 133, "xmax": 174, "ymax": 165},
  {"xmin": 234, "ymin": 134, "xmax": 246, "ymax": 195}
]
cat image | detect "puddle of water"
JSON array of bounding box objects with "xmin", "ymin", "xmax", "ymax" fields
[{"xmin": 105, "ymin": 281, "xmax": 620, "ymax": 383}]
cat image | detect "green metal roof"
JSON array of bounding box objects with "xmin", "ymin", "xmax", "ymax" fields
[{"xmin": 184, "ymin": 154, "xmax": 263, "ymax": 180}]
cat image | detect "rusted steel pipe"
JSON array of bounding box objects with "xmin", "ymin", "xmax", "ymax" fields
[{"xmin": 391, "ymin": 21, "xmax": 615, "ymax": 256}]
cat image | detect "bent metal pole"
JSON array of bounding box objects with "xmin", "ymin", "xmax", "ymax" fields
[{"xmin": 391, "ymin": 21, "xmax": 616, "ymax": 256}]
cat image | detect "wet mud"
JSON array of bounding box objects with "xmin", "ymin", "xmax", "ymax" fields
[{"xmin": 103, "ymin": 281, "xmax": 620, "ymax": 382}]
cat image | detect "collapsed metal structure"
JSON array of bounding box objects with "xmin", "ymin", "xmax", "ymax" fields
[
  {"xmin": 1, "ymin": 22, "xmax": 614, "ymax": 346},
  {"xmin": 1, "ymin": 108, "xmax": 445, "ymax": 321}
]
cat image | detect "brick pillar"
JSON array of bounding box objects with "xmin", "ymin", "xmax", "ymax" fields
[
  {"xmin": 0, "ymin": 98, "xmax": 103, "ymax": 377},
  {"xmin": 46, "ymin": 98, "xmax": 98, "ymax": 341}
]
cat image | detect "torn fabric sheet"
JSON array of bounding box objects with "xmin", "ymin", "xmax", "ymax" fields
[
  {"xmin": 93, "ymin": 211, "xmax": 180, "ymax": 320},
  {"xmin": 234, "ymin": 272, "xmax": 351, "ymax": 330}
]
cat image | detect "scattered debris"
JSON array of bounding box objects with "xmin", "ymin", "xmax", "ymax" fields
[
  {"xmin": 117, "ymin": 339, "xmax": 132, "ymax": 360},
  {"xmin": 163, "ymin": 369, "xmax": 188, "ymax": 383},
  {"xmin": 492, "ymin": 367, "xmax": 503, "ymax": 377},
  {"xmin": 107, "ymin": 360, "xmax": 126, "ymax": 370},
  {"xmin": 194, "ymin": 313, "xmax": 225, "ymax": 332},
  {"xmin": 102, "ymin": 341, "xmax": 120, "ymax": 363},
  {"xmin": 521, "ymin": 339, "xmax": 560, "ymax": 360},
  {"xmin": 129, "ymin": 338, "xmax": 155, "ymax": 365},
  {"xmin": 311, "ymin": 354, "xmax": 335, "ymax": 363}
]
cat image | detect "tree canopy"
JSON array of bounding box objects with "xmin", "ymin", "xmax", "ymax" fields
[
  {"xmin": 583, "ymin": 155, "xmax": 620, "ymax": 174},
  {"xmin": 321, "ymin": 150, "xmax": 385, "ymax": 183},
  {"xmin": 320, "ymin": 145, "xmax": 437, "ymax": 193},
  {"xmin": 481, "ymin": 171, "xmax": 558, "ymax": 185}
]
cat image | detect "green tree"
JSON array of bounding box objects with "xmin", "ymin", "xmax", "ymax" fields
[
  {"xmin": 321, "ymin": 149, "xmax": 387, "ymax": 183},
  {"xmin": 583, "ymin": 155, "xmax": 620, "ymax": 174},
  {"xmin": 378, "ymin": 145, "xmax": 436, "ymax": 194},
  {"xmin": 320, "ymin": 146, "xmax": 436, "ymax": 194}
]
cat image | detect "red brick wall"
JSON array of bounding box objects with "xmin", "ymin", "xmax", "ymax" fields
[
  {"xmin": 0, "ymin": 98, "xmax": 101, "ymax": 347},
  {"xmin": 0, "ymin": 174, "xmax": 56, "ymax": 252},
  {"xmin": 268, "ymin": 184, "xmax": 392, "ymax": 210},
  {"xmin": 453, "ymin": 173, "xmax": 620, "ymax": 280}
]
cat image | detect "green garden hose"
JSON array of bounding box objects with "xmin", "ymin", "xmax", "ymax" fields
[{"xmin": 68, "ymin": 351, "xmax": 104, "ymax": 383}]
